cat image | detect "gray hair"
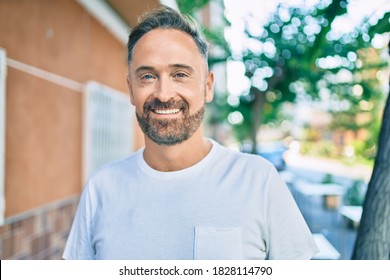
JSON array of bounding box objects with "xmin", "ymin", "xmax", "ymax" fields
[{"xmin": 127, "ymin": 5, "xmax": 208, "ymax": 65}]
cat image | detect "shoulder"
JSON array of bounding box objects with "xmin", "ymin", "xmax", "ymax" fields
[
  {"xmin": 213, "ymin": 141, "xmax": 275, "ymax": 172},
  {"xmin": 87, "ymin": 150, "xmax": 141, "ymax": 186}
]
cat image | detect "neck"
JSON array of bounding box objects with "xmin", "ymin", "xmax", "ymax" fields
[{"xmin": 143, "ymin": 129, "xmax": 212, "ymax": 172}]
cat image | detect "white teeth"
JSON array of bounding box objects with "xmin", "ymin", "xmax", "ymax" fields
[{"xmin": 154, "ymin": 109, "xmax": 181, "ymax": 115}]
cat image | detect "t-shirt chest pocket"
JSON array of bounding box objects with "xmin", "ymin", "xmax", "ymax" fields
[{"xmin": 194, "ymin": 226, "xmax": 243, "ymax": 260}]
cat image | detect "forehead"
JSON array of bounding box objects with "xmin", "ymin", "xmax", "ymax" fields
[{"xmin": 130, "ymin": 29, "xmax": 205, "ymax": 71}]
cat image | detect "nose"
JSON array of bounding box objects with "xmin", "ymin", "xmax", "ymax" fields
[{"xmin": 154, "ymin": 75, "xmax": 175, "ymax": 102}]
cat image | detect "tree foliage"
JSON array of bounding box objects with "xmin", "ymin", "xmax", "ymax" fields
[
  {"xmin": 227, "ymin": 1, "xmax": 387, "ymax": 157},
  {"xmin": 177, "ymin": 0, "xmax": 210, "ymax": 14}
]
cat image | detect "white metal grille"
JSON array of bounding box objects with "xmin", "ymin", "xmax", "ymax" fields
[{"xmin": 83, "ymin": 81, "xmax": 134, "ymax": 181}]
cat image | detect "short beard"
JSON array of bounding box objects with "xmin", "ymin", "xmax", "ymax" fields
[{"xmin": 136, "ymin": 98, "xmax": 205, "ymax": 146}]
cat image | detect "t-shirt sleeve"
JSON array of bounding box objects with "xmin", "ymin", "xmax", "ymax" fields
[
  {"xmin": 264, "ymin": 166, "xmax": 319, "ymax": 260},
  {"xmin": 62, "ymin": 182, "xmax": 96, "ymax": 260}
]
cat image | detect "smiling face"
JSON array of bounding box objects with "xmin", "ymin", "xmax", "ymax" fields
[{"xmin": 127, "ymin": 28, "xmax": 214, "ymax": 146}]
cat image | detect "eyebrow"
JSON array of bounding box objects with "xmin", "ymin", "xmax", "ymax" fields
[
  {"xmin": 170, "ymin": 64, "xmax": 194, "ymax": 72},
  {"xmin": 134, "ymin": 64, "xmax": 194, "ymax": 75},
  {"xmin": 134, "ymin": 66, "xmax": 155, "ymax": 75}
]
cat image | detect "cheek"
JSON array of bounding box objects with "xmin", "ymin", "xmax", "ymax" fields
[
  {"xmin": 130, "ymin": 88, "xmax": 149, "ymax": 110},
  {"xmin": 176, "ymin": 82, "xmax": 205, "ymax": 102},
  {"xmin": 187, "ymin": 95, "xmax": 207, "ymax": 114},
  {"xmin": 130, "ymin": 96, "xmax": 146, "ymax": 115}
]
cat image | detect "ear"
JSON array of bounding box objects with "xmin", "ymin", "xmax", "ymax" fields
[
  {"xmin": 126, "ymin": 74, "xmax": 135, "ymax": 105},
  {"xmin": 205, "ymin": 71, "xmax": 214, "ymax": 103}
]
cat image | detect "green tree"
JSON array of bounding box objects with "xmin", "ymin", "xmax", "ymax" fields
[
  {"xmin": 227, "ymin": 1, "xmax": 349, "ymax": 152},
  {"xmin": 227, "ymin": 0, "xmax": 386, "ymax": 156},
  {"xmin": 352, "ymin": 12, "xmax": 390, "ymax": 260}
]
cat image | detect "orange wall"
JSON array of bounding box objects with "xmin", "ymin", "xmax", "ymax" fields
[
  {"xmin": 0, "ymin": 0, "xmax": 135, "ymax": 216},
  {"xmin": 5, "ymin": 68, "xmax": 83, "ymax": 216},
  {"xmin": 0, "ymin": 0, "xmax": 129, "ymax": 91}
]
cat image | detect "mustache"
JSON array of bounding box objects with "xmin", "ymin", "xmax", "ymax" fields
[{"xmin": 144, "ymin": 98, "xmax": 189, "ymax": 112}]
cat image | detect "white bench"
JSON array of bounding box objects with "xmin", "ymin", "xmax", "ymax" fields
[
  {"xmin": 312, "ymin": 233, "xmax": 341, "ymax": 260},
  {"xmin": 294, "ymin": 181, "xmax": 347, "ymax": 209},
  {"xmin": 339, "ymin": 205, "xmax": 362, "ymax": 229}
]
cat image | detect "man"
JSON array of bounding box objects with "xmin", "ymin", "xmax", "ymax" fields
[{"xmin": 63, "ymin": 6, "xmax": 318, "ymax": 260}]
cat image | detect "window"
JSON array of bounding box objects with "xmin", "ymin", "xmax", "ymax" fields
[
  {"xmin": 0, "ymin": 48, "xmax": 6, "ymax": 225},
  {"xmin": 83, "ymin": 81, "xmax": 134, "ymax": 181}
]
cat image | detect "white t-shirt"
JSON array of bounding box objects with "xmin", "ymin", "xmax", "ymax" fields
[{"xmin": 63, "ymin": 140, "xmax": 318, "ymax": 260}]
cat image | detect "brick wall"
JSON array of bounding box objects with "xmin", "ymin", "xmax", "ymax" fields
[{"xmin": 0, "ymin": 196, "xmax": 78, "ymax": 259}]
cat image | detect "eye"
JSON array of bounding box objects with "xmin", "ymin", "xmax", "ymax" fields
[
  {"xmin": 174, "ymin": 72, "xmax": 188, "ymax": 78},
  {"xmin": 141, "ymin": 74, "xmax": 155, "ymax": 80}
]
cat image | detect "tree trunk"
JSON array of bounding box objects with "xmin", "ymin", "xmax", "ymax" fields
[
  {"xmin": 352, "ymin": 43, "xmax": 390, "ymax": 259},
  {"xmin": 250, "ymin": 90, "xmax": 265, "ymax": 154}
]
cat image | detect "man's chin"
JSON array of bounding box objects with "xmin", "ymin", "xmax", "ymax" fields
[{"xmin": 147, "ymin": 134, "xmax": 189, "ymax": 146}]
